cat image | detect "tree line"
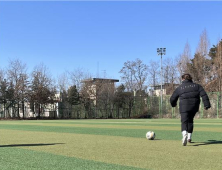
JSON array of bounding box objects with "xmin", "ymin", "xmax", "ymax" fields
[{"xmin": 0, "ymin": 29, "xmax": 222, "ymax": 119}]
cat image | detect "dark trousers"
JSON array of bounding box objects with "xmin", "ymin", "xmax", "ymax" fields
[{"xmin": 180, "ymin": 111, "xmax": 196, "ymax": 133}]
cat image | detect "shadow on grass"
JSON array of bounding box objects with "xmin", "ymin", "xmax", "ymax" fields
[
  {"xmin": 191, "ymin": 140, "xmax": 222, "ymax": 146},
  {"xmin": 0, "ymin": 143, "xmax": 65, "ymax": 147}
]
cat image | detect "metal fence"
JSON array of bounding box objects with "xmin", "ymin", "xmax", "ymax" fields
[
  {"xmin": 58, "ymin": 92, "xmax": 222, "ymax": 119},
  {"xmin": 1, "ymin": 92, "xmax": 222, "ymax": 119},
  {"xmin": 147, "ymin": 92, "xmax": 222, "ymax": 119}
]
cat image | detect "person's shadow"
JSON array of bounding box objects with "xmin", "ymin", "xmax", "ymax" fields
[
  {"xmin": 0, "ymin": 143, "xmax": 65, "ymax": 147},
  {"xmin": 191, "ymin": 140, "xmax": 222, "ymax": 146}
]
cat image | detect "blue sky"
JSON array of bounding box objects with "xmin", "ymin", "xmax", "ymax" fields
[{"xmin": 1, "ymin": 1, "xmax": 222, "ymax": 82}]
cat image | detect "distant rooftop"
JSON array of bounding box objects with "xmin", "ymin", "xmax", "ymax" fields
[{"xmin": 82, "ymin": 78, "xmax": 119, "ymax": 83}]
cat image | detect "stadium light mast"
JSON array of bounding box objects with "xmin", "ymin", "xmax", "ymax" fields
[{"xmin": 157, "ymin": 48, "xmax": 166, "ymax": 118}]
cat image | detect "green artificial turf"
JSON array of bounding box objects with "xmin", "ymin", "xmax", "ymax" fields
[
  {"xmin": 0, "ymin": 147, "xmax": 145, "ymax": 170},
  {"xmin": 0, "ymin": 119, "xmax": 222, "ymax": 170}
]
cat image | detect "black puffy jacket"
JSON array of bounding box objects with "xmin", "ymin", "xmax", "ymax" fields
[{"xmin": 170, "ymin": 80, "xmax": 211, "ymax": 113}]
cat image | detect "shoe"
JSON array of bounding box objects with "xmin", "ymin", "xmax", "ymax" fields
[
  {"xmin": 182, "ymin": 134, "xmax": 188, "ymax": 146},
  {"xmin": 188, "ymin": 139, "xmax": 192, "ymax": 143}
]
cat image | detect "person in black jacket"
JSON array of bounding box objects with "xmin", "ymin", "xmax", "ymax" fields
[{"xmin": 170, "ymin": 73, "xmax": 211, "ymax": 146}]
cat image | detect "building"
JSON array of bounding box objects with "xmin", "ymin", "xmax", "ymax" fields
[
  {"xmin": 149, "ymin": 83, "xmax": 179, "ymax": 96},
  {"xmin": 81, "ymin": 78, "xmax": 119, "ymax": 105},
  {"xmin": 0, "ymin": 93, "xmax": 61, "ymax": 118}
]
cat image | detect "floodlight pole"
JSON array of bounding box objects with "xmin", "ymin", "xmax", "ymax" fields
[{"xmin": 157, "ymin": 48, "xmax": 166, "ymax": 118}]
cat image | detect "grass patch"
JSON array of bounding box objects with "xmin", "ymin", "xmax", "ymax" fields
[
  {"xmin": 0, "ymin": 147, "xmax": 144, "ymax": 170},
  {"xmin": 1, "ymin": 119, "xmax": 222, "ymax": 170}
]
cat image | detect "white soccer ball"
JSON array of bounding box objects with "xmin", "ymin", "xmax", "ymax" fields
[{"xmin": 146, "ymin": 131, "xmax": 155, "ymax": 140}]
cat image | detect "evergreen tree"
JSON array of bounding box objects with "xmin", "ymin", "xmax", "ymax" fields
[{"xmin": 67, "ymin": 85, "xmax": 79, "ymax": 105}]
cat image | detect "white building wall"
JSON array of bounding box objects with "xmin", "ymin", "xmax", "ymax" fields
[{"xmin": 154, "ymin": 89, "xmax": 166, "ymax": 96}]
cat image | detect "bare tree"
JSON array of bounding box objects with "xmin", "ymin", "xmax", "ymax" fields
[
  {"xmin": 0, "ymin": 78, "xmax": 8, "ymax": 118},
  {"xmin": 163, "ymin": 58, "xmax": 171, "ymax": 84},
  {"xmin": 190, "ymin": 29, "xmax": 210, "ymax": 86},
  {"xmin": 80, "ymin": 79, "xmax": 95, "ymax": 118},
  {"xmin": 30, "ymin": 63, "xmax": 57, "ymax": 118},
  {"xmin": 120, "ymin": 58, "xmax": 148, "ymax": 92},
  {"xmin": 69, "ymin": 68, "xmax": 91, "ymax": 91},
  {"xmin": 196, "ymin": 29, "xmax": 210, "ymax": 58},
  {"xmin": 132, "ymin": 58, "xmax": 148, "ymax": 91},
  {"xmin": 163, "ymin": 57, "xmax": 179, "ymax": 94},
  {"xmin": 206, "ymin": 39, "xmax": 222, "ymax": 92},
  {"xmin": 57, "ymin": 71, "xmax": 70, "ymax": 92},
  {"xmin": 217, "ymin": 40, "xmax": 222, "ymax": 92},
  {"xmin": 119, "ymin": 60, "xmax": 135, "ymax": 92},
  {"xmin": 80, "ymin": 78, "xmax": 118, "ymax": 118},
  {"xmin": 0, "ymin": 68, "xmax": 4, "ymax": 82},
  {"xmin": 147, "ymin": 60, "xmax": 160, "ymax": 94},
  {"xmin": 96, "ymin": 80, "xmax": 116, "ymax": 118},
  {"xmin": 168, "ymin": 59, "xmax": 179, "ymax": 84},
  {"xmin": 6, "ymin": 59, "xmax": 29, "ymax": 118},
  {"xmin": 176, "ymin": 41, "xmax": 192, "ymax": 80},
  {"xmin": 18, "ymin": 73, "xmax": 30, "ymax": 118}
]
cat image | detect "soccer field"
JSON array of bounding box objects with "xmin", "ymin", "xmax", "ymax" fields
[{"xmin": 0, "ymin": 119, "xmax": 222, "ymax": 170}]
